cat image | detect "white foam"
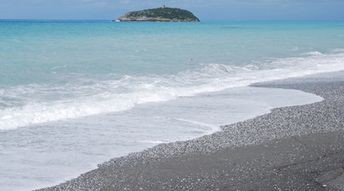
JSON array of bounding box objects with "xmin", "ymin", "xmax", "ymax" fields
[
  {"xmin": 332, "ymin": 48, "xmax": 344, "ymax": 53},
  {"xmin": 138, "ymin": 140, "xmax": 170, "ymax": 144},
  {"xmin": 1, "ymin": 51, "xmax": 344, "ymax": 130},
  {"xmin": 0, "ymin": 86, "xmax": 323, "ymax": 191},
  {"xmin": 174, "ymin": 118, "xmax": 221, "ymax": 135},
  {"xmin": 302, "ymin": 51, "xmax": 324, "ymax": 56}
]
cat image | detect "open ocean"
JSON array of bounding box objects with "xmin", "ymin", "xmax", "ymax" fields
[{"xmin": 0, "ymin": 20, "xmax": 344, "ymax": 190}]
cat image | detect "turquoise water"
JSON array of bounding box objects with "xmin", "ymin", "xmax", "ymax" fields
[
  {"xmin": 1, "ymin": 21, "xmax": 344, "ymax": 129},
  {"xmin": 0, "ymin": 21, "xmax": 344, "ymax": 190},
  {"xmin": 1, "ymin": 21, "xmax": 344, "ymax": 85}
]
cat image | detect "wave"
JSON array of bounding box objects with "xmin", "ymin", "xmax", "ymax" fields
[{"xmin": 1, "ymin": 50, "xmax": 344, "ymax": 130}]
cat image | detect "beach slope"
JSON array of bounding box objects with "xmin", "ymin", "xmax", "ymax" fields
[{"xmin": 38, "ymin": 72, "xmax": 344, "ymax": 191}]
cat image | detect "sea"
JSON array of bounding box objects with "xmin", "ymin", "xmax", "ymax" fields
[{"xmin": 0, "ymin": 20, "xmax": 344, "ymax": 190}]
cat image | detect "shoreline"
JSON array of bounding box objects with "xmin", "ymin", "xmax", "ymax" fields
[
  {"xmin": 37, "ymin": 71, "xmax": 344, "ymax": 191},
  {"xmin": 0, "ymin": 75, "xmax": 323, "ymax": 191}
]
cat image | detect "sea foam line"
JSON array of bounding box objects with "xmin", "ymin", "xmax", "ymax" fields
[{"xmin": 1, "ymin": 51, "xmax": 344, "ymax": 130}]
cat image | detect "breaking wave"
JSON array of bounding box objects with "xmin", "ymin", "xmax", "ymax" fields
[{"xmin": 1, "ymin": 50, "xmax": 344, "ymax": 130}]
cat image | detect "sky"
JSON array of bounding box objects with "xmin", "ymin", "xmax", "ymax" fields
[{"xmin": 0, "ymin": 0, "xmax": 343, "ymax": 20}]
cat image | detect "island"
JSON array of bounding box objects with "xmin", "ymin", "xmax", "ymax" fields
[{"xmin": 114, "ymin": 7, "xmax": 200, "ymax": 22}]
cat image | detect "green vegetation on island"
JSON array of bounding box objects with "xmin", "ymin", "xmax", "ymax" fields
[{"xmin": 115, "ymin": 7, "xmax": 200, "ymax": 22}]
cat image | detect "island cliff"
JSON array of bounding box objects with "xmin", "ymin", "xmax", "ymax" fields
[{"xmin": 115, "ymin": 7, "xmax": 200, "ymax": 22}]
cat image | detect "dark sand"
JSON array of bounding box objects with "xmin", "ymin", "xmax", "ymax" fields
[{"xmin": 38, "ymin": 72, "xmax": 344, "ymax": 191}]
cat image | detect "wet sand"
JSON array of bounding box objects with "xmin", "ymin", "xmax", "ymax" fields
[{"xmin": 38, "ymin": 72, "xmax": 344, "ymax": 191}]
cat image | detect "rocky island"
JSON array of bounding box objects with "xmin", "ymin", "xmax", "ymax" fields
[{"xmin": 115, "ymin": 7, "xmax": 200, "ymax": 22}]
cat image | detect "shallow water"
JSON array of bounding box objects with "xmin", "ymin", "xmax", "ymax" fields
[
  {"xmin": 0, "ymin": 87, "xmax": 322, "ymax": 191},
  {"xmin": 1, "ymin": 21, "xmax": 344, "ymax": 130}
]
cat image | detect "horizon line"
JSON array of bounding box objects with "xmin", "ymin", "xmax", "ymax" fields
[{"xmin": 1, "ymin": 19, "xmax": 344, "ymax": 22}]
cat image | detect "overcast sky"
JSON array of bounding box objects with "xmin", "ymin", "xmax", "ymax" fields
[{"xmin": 0, "ymin": 0, "xmax": 343, "ymax": 20}]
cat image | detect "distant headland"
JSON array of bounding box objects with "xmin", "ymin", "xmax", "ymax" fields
[{"xmin": 114, "ymin": 6, "xmax": 200, "ymax": 22}]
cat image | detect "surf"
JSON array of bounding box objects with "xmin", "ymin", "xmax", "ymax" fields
[{"xmin": 1, "ymin": 50, "xmax": 344, "ymax": 130}]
